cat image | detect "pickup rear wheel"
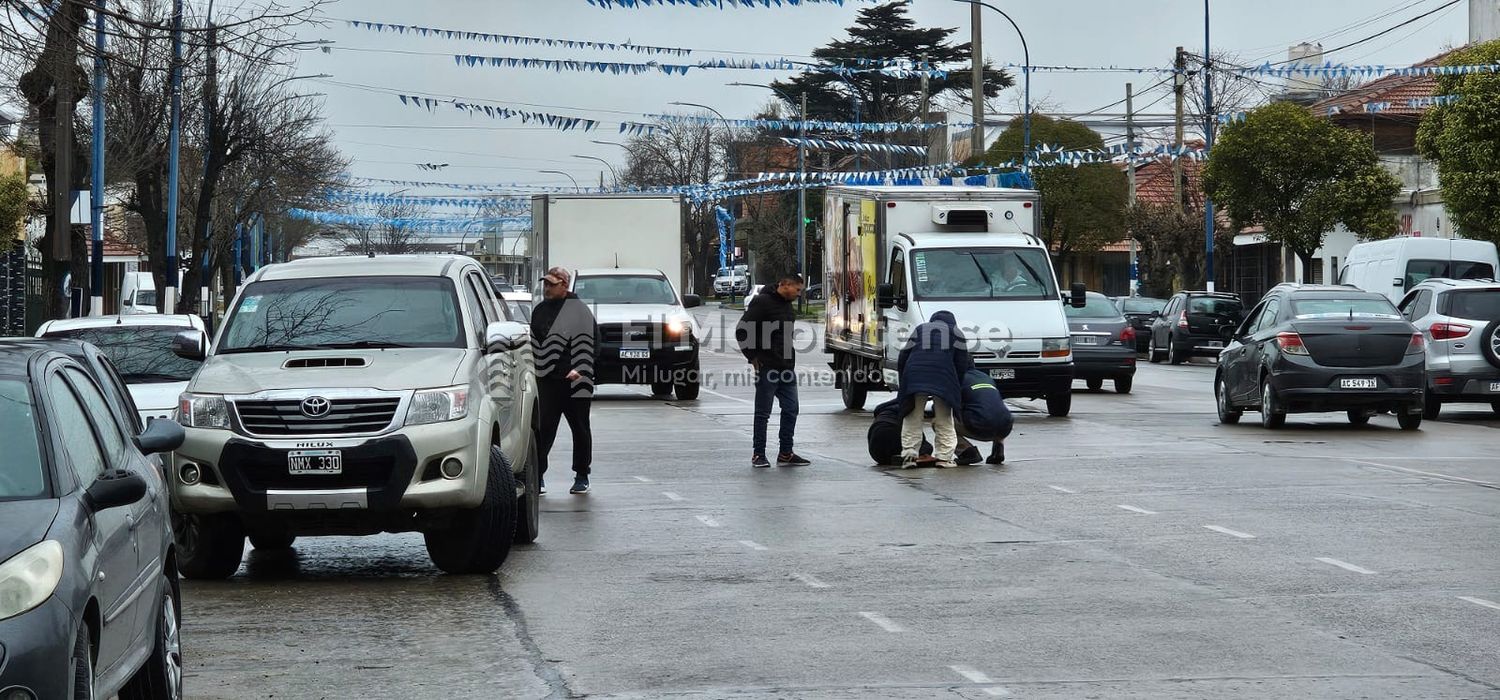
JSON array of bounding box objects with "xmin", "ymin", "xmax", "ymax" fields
[
  {"xmin": 174, "ymin": 513, "xmax": 245, "ymax": 580},
  {"xmin": 426, "ymin": 446, "xmax": 516, "ymax": 574},
  {"xmin": 1045, "ymin": 391, "xmax": 1072, "ymax": 417}
]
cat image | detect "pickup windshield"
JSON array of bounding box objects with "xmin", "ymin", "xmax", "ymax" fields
[
  {"xmin": 574, "ymin": 275, "xmax": 678, "ymax": 305},
  {"xmin": 911, "ymin": 248, "xmax": 1058, "ymax": 301},
  {"xmin": 0, "ymin": 378, "xmax": 46, "ymax": 501},
  {"xmin": 219, "ymin": 276, "xmax": 465, "ymax": 353}
]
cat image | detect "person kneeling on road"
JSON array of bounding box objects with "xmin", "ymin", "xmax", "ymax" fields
[
  {"xmin": 958, "ymin": 368, "xmax": 1013, "ymax": 464},
  {"xmin": 868, "ymin": 397, "xmax": 983, "ymax": 466},
  {"xmin": 897, "ymin": 311, "xmax": 971, "ymax": 468}
]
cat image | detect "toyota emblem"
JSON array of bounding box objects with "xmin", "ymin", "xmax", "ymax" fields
[{"xmin": 300, "ymin": 396, "xmax": 332, "ymax": 418}]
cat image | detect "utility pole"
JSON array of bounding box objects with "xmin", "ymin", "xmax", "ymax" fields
[
  {"xmin": 1126, "ymin": 82, "xmax": 1138, "ymax": 297},
  {"xmin": 970, "ymin": 4, "xmax": 984, "ymax": 161},
  {"xmin": 200, "ymin": 16, "xmax": 216, "ymax": 317},
  {"xmin": 1203, "ymin": 0, "xmax": 1217, "ymax": 293},
  {"xmin": 164, "ymin": 0, "xmax": 183, "ymax": 313},
  {"xmin": 1173, "ymin": 46, "xmax": 1187, "ymax": 213},
  {"xmin": 51, "ymin": 10, "xmax": 78, "ymax": 313},
  {"xmin": 88, "ymin": 0, "xmax": 105, "ymax": 316},
  {"xmin": 797, "ymin": 91, "xmax": 808, "ymax": 312}
]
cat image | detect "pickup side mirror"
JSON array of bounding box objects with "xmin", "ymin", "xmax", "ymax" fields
[
  {"xmin": 876, "ymin": 283, "xmax": 898, "ymax": 310},
  {"xmin": 682, "ymin": 294, "xmax": 702, "ymax": 309},
  {"xmin": 134, "ymin": 418, "xmax": 185, "ymax": 455},
  {"xmin": 484, "ymin": 320, "xmax": 531, "ymax": 353},
  {"xmin": 85, "ymin": 469, "xmax": 147, "ymax": 512},
  {"xmin": 1069, "ymin": 283, "xmax": 1088, "ymax": 309},
  {"xmin": 171, "ymin": 329, "xmax": 208, "ymax": 361}
]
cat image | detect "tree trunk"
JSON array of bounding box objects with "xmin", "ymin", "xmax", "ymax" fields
[
  {"xmin": 1295, "ymin": 249, "xmax": 1316, "ymax": 284},
  {"xmin": 135, "ymin": 170, "xmax": 170, "ymax": 299}
]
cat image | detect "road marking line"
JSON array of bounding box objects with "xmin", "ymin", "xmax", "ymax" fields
[
  {"xmin": 696, "ymin": 515, "xmax": 721, "ymax": 528},
  {"xmin": 738, "ymin": 540, "xmax": 768, "ymax": 551},
  {"xmin": 633, "ymin": 476, "xmax": 653, "ymax": 483},
  {"xmin": 701, "ymin": 387, "xmax": 753, "ymax": 405},
  {"xmin": 1117, "ymin": 505, "xmax": 1157, "ymax": 515},
  {"xmin": 791, "ymin": 572, "xmax": 830, "ymax": 588},
  {"xmin": 662, "ymin": 491, "xmax": 685, "ymax": 501},
  {"xmin": 1048, "ymin": 485, "xmax": 1077, "ymax": 494},
  {"xmin": 1316, "ymin": 557, "xmax": 1377, "ymax": 575},
  {"xmin": 1203, "ymin": 525, "xmax": 1257, "ymax": 539},
  {"xmin": 1344, "ymin": 459, "xmax": 1499, "ymax": 490},
  {"xmin": 948, "ymin": 666, "xmax": 1011, "ymax": 696},
  {"xmin": 858, "ymin": 611, "xmax": 906, "ymax": 633},
  {"xmin": 1458, "ymin": 596, "xmax": 1500, "ymax": 611}
]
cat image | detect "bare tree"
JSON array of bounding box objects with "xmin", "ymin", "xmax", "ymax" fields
[
  {"xmin": 622, "ymin": 115, "xmax": 726, "ymax": 293},
  {"xmin": 327, "ymin": 197, "xmax": 429, "ymax": 257},
  {"xmin": 1188, "ymin": 51, "xmax": 1271, "ymax": 132}
]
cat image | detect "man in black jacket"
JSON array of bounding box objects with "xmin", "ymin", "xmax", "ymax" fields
[
  {"xmin": 736, "ymin": 274, "xmax": 810, "ymax": 468},
  {"xmin": 531, "ymin": 267, "xmax": 598, "ymax": 495}
]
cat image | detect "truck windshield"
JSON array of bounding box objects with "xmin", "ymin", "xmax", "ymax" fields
[
  {"xmin": 911, "ymin": 248, "xmax": 1058, "ymax": 300},
  {"xmin": 135, "ymin": 290, "xmax": 157, "ymax": 307},
  {"xmin": 574, "ymin": 275, "xmax": 677, "ymax": 305},
  {"xmin": 218, "ymin": 276, "xmax": 465, "ymax": 353}
]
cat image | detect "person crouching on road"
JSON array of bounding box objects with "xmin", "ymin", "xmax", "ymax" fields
[
  {"xmin": 531, "ymin": 267, "xmax": 598, "ymax": 495},
  {"xmin": 867, "ymin": 397, "xmax": 983, "ymax": 466},
  {"xmin": 897, "ymin": 311, "xmax": 973, "ymax": 468},
  {"xmin": 736, "ymin": 273, "xmax": 810, "ymax": 469}
]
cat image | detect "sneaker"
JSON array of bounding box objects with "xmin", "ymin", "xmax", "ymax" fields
[
  {"xmin": 777, "ymin": 452, "xmax": 810, "ymax": 466},
  {"xmin": 539, "ymin": 477, "xmax": 547, "ymax": 495},
  {"xmin": 936, "ymin": 461, "xmax": 957, "ymax": 469},
  {"xmin": 986, "ymin": 443, "xmax": 1006, "ymax": 465},
  {"xmin": 915, "ymin": 454, "xmax": 939, "ymax": 467},
  {"xmin": 569, "ymin": 477, "xmax": 590, "ymax": 494},
  {"xmin": 751, "ymin": 454, "xmax": 772, "ymax": 468}
]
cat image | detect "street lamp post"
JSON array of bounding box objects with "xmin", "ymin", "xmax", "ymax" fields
[
  {"xmin": 728, "ymin": 82, "xmax": 810, "ymax": 311},
  {"xmin": 953, "ymin": 0, "xmax": 1030, "ymax": 159},
  {"xmin": 540, "ymin": 170, "xmax": 582, "ymax": 193},
  {"xmin": 573, "ymin": 154, "xmax": 619, "ymax": 187}
]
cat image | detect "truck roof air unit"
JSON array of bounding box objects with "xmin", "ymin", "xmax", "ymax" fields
[{"xmin": 931, "ymin": 205, "xmax": 993, "ymax": 232}]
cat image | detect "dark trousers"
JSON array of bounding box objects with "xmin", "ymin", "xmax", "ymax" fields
[
  {"xmin": 753, "ymin": 366, "xmax": 799, "ymax": 455},
  {"xmin": 537, "ymin": 381, "xmax": 592, "ymax": 477}
]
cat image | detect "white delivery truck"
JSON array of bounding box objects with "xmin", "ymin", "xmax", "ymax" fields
[
  {"xmin": 823, "ymin": 186, "xmax": 1085, "ymax": 416},
  {"xmin": 1339, "ymin": 237, "xmax": 1498, "ymax": 304},
  {"xmin": 531, "ymin": 194, "xmax": 703, "ymax": 399}
]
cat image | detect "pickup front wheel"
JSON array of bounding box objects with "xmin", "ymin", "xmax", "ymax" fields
[
  {"xmin": 174, "ymin": 513, "xmax": 246, "ymax": 580},
  {"xmin": 425, "ymin": 446, "xmax": 517, "ymax": 574}
]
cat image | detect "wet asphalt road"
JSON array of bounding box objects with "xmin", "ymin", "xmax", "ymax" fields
[{"xmin": 181, "ymin": 306, "xmax": 1500, "ymax": 699}]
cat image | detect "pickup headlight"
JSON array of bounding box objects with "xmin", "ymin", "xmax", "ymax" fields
[
  {"xmin": 178, "ymin": 393, "xmax": 230, "ymax": 429},
  {"xmin": 406, "ymin": 386, "xmax": 470, "ymax": 426},
  {"xmin": 1041, "ymin": 337, "xmax": 1072, "ymax": 358},
  {"xmin": 0, "ymin": 541, "xmax": 64, "ymax": 622},
  {"xmin": 665, "ymin": 319, "xmax": 690, "ymax": 339}
]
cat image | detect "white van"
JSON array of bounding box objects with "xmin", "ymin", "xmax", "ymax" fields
[
  {"xmin": 1339, "ymin": 238, "xmax": 1498, "ymax": 304},
  {"xmin": 119, "ymin": 271, "xmax": 158, "ymax": 314}
]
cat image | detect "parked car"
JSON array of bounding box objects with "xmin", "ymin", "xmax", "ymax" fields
[
  {"xmin": 0, "ymin": 339, "xmax": 186, "ymax": 700},
  {"xmin": 1398, "ymin": 278, "xmax": 1500, "ymax": 418},
  {"xmin": 1215, "ymin": 284, "xmax": 1426, "ymax": 429},
  {"xmin": 805, "ymin": 283, "xmax": 823, "ymax": 301},
  {"xmin": 1115, "ymin": 296, "xmax": 1167, "ymax": 352},
  {"xmin": 169, "ymin": 255, "xmax": 540, "ymax": 579},
  {"xmin": 36, "ymin": 314, "xmax": 208, "ymax": 424},
  {"xmin": 1066, "ymin": 291, "xmax": 1137, "ymax": 393},
  {"xmin": 500, "ymin": 290, "xmax": 533, "ymax": 323},
  {"xmin": 1148, "ymin": 291, "xmax": 1246, "ymax": 364}
]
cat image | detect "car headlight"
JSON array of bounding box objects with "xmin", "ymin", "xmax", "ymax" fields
[
  {"xmin": 406, "ymin": 386, "xmax": 470, "ymax": 426},
  {"xmin": 1042, "ymin": 337, "xmax": 1072, "ymax": 358},
  {"xmin": 0, "ymin": 541, "xmax": 64, "ymax": 622},
  {"xmin": 178, "ymin": 393, "xmax": 230, "ymax": 429},
  {"xmin": 665, "ymin": 319, "xmax": 688, "ymax": 339}
]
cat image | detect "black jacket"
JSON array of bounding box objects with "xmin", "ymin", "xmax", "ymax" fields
[
  {"xmin": 897, "ymin": 310, "xmax": 974, "ymax": 413},
  {"xmin": 531, "ymin": 292, "xmax": 597, "ymax": 397},
  {"xmin": 736, "ymin": 285, "xmax": 796, "ymax": 369}
]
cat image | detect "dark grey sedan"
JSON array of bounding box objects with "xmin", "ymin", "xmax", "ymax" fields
[
  {"xmin": 1067, "ymin": 292, "xmax": 1138, "ymax": 394},
  {"xmin": 0, "ymin": 341, "xmax": 185, "ymax": 699}
]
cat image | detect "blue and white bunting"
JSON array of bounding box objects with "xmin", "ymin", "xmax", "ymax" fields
[
  {"xmin": 345, "ymin": 19, "xmax": 691, "ymax": 56},
  {"xmin": 780, "ymin": 136, "xmax": 926, "ymax": 156},
  {"xmin": 586, "ymin": 0, "xmax": 876, "ymax": 7}
]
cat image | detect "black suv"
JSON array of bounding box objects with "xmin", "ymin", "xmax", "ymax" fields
[{"xmin": 1148, "ymin": 291, "xmax": 1245, "ymax": 364}]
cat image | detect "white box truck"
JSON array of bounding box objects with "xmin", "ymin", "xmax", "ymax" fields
[
  {"xmin": 531, "ymin": 194, "xmax": 703, "ymax": 399},
  {"xmin": 823, "ymin": 186, "xmax": 1085, "ymax": 416}
]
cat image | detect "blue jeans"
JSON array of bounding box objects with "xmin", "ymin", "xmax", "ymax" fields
[{"xmin": 753, "ymin": 366, "xmax": 799, "ymax": 455}]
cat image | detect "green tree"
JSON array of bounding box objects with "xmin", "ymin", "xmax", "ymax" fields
[
  {"xmin": 1417, "ymin": 39, "xmax": 1500, "ymax": 244},
  {"xmin": 1204, "ymin": 101, "xmax": 1399, "ymax": 277},
  {"xmin": 973, "ymin": 114, "xmax": 1128, "ymax": 263},
  {"xmin": 0, "ymin": 174, "xmax": 27, "ymax": 256}
]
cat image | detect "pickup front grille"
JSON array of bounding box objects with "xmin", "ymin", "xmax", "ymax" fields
[
  {"xmin": 599, "ymin": 322, "xmax": 667, "ymax": 346},
  {"xmin": 235, "ymin": 397, "xmax": 401, "ymax": 436}
]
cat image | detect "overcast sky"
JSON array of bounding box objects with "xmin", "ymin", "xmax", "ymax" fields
[{"xmin": 289, "ymin": 0, "xmax": 1470, "ymax": 195}]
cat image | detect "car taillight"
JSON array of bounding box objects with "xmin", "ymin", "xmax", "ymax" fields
[
  {"xmin": 1429, "ymin": 322, "xmax": 1472, "ymax": 340},
  {"xmin": 1177, "ymin": 311, "xmax": 1188, "ymax": 328},
  {"xmin": 1275, "ymin": 332, "xmax": 1309, "ymax": 355},
  {"xmin": 1406, "ymin": 332, "xmax": 1425, "ymax": 355},
  {"xmin": 1120, "ymin": 326, "xmax": 1136, "ymax": 344}
]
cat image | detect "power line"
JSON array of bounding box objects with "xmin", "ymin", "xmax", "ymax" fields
[{"xmin": 1266, "ymin": 0, "xmax": 1463, "ymax": 65}]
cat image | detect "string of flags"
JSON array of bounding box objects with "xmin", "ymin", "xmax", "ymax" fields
[
  {"xmin": 1238, "ymin": 62, "xmax": 1500, "ymax": 79},
  {"xmin": 586, "ymin": 0, "xmax": 876, "ymax": 7},
  {"xmin": 1216, "ymin": 94, "xmax": 1463, "ymax": 122},
  {"xmin": 780, "ymin": 136, "xmax": 927, "ymax": 156},
  {"xmin": 645, "ymin": 112, "xmax": 957, "ymax": 133},
  {"xmin": 343, "ymin": 19, "xmax": 691, "ymax": 56},
  {"xmin": 399, "ymin": 94, "xmax": 610, "ymax": 133},
  {"xmin": 324, "ymin": 191, "xmax": 535, "ymax": 211},
  {"xmin": 286, "ymin": 208, "xmax": 533, "ymax": 233},
  {"xmin": 451, "ymin": 53, "xmax": 948, "ymax": 79}
]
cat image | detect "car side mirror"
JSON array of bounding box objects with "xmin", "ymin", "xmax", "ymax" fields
[
  {"xmin": 876, "ymin": 283, "xmax": 897, "ymax": 310},
  {"xmin": 682, "ymin": 294, "xmax": 702, "ymax": 309},
  {"xmin": 172, "ymin": 329, "xmax": 208, "ymax": 361},
  {"xmin": 85, "ymin": 469, "xmax": 147, "ymax": 512},
  {"xmin": 1069, "ymin": 282, "xmax": 1088, "ymax": 309},
  {"xmin": 134, "ymin": 418, "xmax": 185, "ymax": 455},
  {"xmin": 484, "ymin": 320, "xmax": 531, "ymax": 353}
]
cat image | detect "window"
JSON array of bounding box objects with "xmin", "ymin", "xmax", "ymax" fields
[
  {"xmin": 46, "ymin": 374, "xmax": 108, "ymax": 487},
  {"xmin": 466, "ymin": 273, "xmax": 499, "ymax": 324},
  {"xmin": 1187, "ymin": 297, "xmax": 1244, "ymax": 317},
  {"xmin": 1121, "ymin": 298, "xmax": 1166, "ymax": 314},
  {"xmin": 1245, "ymin": 299, "xmax": 1279, "ymax": 334},
  {"xmin": 1405, "ymin": 260, "xmax": 1497, "ymax": 290},
  {"xmin": 43, "ymin": 325, "xmax": 203, "ymax": 383},
  {"xmin": 219, "ymin": 276, "xmax": 464, "ymax": 352},
  {"xmin": 1408, "ymin": 290, "xmax": 1433, "ymax": 320},
  {"xmin": 1443, "ymin": 290, "xmax": 1500, "ymax": 321},
  {"xmin": 889, "ymin": 248, "xmax": 907, "ymax": 301},
  {"xmin": 95, "ymin": 356, "xmax": 143, "ymax": 435},
  {"xmin": 1064, "ymin": 293, "xmax": 1121, "ymax": 319},
  {"xmin": 1398, "ymin": 291, "xmax": 1421, "ymax": 321},
  {"xmin": 63, "ymin": 368, "xmax": 130, "ymax": 468},
  {"xmin": 573, "ymin": 275, "xmax": 678, "ymax": 305},
  {"xmin": 909, "ymin": 248, "xmax": 1059, "ymax": 301},
  {"xmin": 1289, "ymin": 297, "xmax": 1401, "ymax": 320},
  {"xmin": 1310, "ymin": 259, "xmax": 1325, "ymax": 285},
  {"xmin": 462, "ymin": 276, "xmax": 493, "ymax": 339},
  {"xmin": 0, "ymin": 378, "xmax": 46, "ymax": 500}
]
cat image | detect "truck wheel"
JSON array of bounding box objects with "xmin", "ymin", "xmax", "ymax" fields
[
  {"xmin": 426, "ymin": 445, "xmax": 516, "ymax": 574},
  {"xmin": 174, "ymin": 513, "xmax": 245, "ymax": 580},
  {"xmin": 248, "ymin": 531, "xmax": 295, "ymax": 550},
  {"xmin": 651, "ymin": 382, "xmax": 673, "ymax": 397},
  {"xmin": 1045, "ymin": 391, "xmax": 1072, "ymax": 417},
  {"xmin": 841, "ymin": 379, "xmax": 868, "ymax": 411},
  {"xmin": 514, "ymin": 437, "xmax": 541, "ymax": 544},
  {"xmin": 674, "ymin": 379, "xmax": 700, "ymax": 401}
]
